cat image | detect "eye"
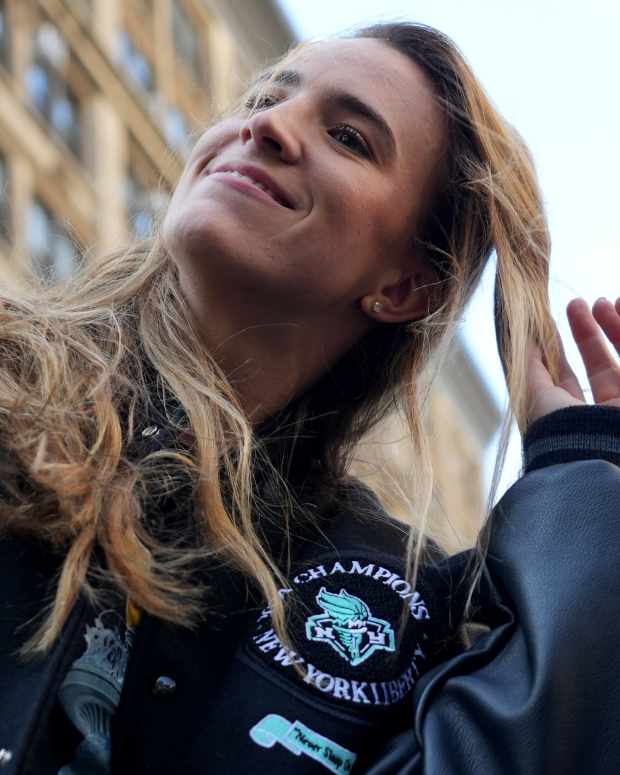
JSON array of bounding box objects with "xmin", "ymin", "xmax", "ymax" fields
[
  {"xmin": 244, "ymin": 92, "xmax": 281, "ymax": 111},
  {"xmin": 330, "ymin": 124, "xmax": 371, "ymax": 159},
  {"xmin": 245, "ymin": 93, "xmax": 372, "ymax": 159}
]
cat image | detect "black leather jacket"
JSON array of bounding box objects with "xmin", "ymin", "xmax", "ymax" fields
[{"xmin": 1, "ymin": 403, "xmax": 620, "ymax": 774}]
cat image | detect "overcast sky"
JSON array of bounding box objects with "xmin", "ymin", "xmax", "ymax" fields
[{"xmin": 275, "ymin": 0, "xmax": 620, "ymax": 504}]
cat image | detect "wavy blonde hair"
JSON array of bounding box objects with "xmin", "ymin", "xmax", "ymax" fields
[{"xmin": 0, "ymin": 21, "xmax": 560, "ymax": 657}]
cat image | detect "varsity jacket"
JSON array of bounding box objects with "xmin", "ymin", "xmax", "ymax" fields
[{"xmin": 1, "ymin": 402, "xmax": 620, "ymax": 774}]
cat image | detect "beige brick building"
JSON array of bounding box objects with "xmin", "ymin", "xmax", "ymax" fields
[
  {"xmin": 0, "ymin": 0, "xmax": 500, "ymax": 553},
  {"xmin": 0, "ymin": 0, "xmax": 292, "ymax": 283}
]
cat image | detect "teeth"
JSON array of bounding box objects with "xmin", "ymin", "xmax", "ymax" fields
[{"xmin": 223, "ymin": 170, "xmax": 274, "ymax": 198}]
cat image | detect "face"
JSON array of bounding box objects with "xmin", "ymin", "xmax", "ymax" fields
[{"xmin": 162, "ymin": 37, "xmax": 447, "ymax": 328}]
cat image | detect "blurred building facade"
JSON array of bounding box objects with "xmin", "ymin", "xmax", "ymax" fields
[
  {"xmin": 0, "ymin": 0, "xmax": 291, "ymax": 284},
  {"xmin": 0, "ymin": 0, "xmax": 500, "ymax": 553}
]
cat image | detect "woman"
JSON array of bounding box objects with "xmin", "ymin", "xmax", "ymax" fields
[{"xmin": 1, "ymin": 20, "xmax": 620, "ymax": 775}]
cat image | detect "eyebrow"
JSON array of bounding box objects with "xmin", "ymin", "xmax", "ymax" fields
[{"xmin": 255, "ymin": 68, "xmax": 397, "ymax": 159}]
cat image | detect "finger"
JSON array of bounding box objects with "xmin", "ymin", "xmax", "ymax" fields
[
  {"xmin": 567, "ymin": 297, "xmax": 620, "ymax": 403},
  {"xmin": 593, "ymin": 296, "xmax": 620, "ymax": 355}
]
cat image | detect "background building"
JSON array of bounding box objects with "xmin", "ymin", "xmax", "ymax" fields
[
  {"xmin": 0, "ymin": 0, "xmax": 292, "ymax": 286},
  {"xmin": 0, "ymin": 0, "xmax": 500, "ymax": 553}
]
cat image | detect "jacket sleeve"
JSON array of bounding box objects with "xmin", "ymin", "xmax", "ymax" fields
[{"xmin": 363, "ymin": 405, "xmax": 620, "ymax": 775}]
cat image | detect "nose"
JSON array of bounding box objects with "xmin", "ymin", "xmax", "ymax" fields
[{"xmin": 240, "ymin": 105, "xmax": 302, "ymax": 163}]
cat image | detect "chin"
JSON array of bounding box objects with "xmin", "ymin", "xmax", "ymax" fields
[
  {"xmin": 164, "ymin": 215, "xmax": 267, "ymax": 295},
  {"xmin": 163, "ymin": 206, "xmax": 231, "ymax": 264}
]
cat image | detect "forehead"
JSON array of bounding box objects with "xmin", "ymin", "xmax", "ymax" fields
[
  {"xmin": 283, "ymin": 38, "xmax": 420, "ymax": 87},
  {"xmin": 272, "ymin": 38, "xmax": 445, "ymax": 162}
]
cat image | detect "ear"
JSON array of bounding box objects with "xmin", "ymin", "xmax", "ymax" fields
[{"xmin": 361, "ymin": 260, "xmax": 440, "ymax": 324}]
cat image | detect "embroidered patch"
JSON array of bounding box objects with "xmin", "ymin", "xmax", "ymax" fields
[
  {"xmin": 250, "ymin": 713, "xmax": 356, "ymax": 774},
  {"xmin": 306, "ymin": 587, "xmax": 395, "ymax": 666},
  {"xmin": 248, "ymin": 552, "xmax": 435, "ymax": 708}
]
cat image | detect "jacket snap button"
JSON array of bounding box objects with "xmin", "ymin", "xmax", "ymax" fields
[
  {"xmin": 0, "ymin": 749, "xmax": 13, "ymax": 766},
  {"xmin": 153, "ymin": 675, "xmax": 176, "ymax": 696},
  {"xmin": 142, "ymin": 425, "xmax": 160, "ymax": 438}
]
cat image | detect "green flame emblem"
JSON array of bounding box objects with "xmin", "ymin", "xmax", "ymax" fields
[{"xmin": 305, "ymin": 587, "xmax": 395, "ymax": 666}]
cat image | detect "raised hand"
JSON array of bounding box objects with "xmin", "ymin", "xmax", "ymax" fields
[{"xmin": 526, "ymin": 297, "xmax": 620, "ymax": 428}]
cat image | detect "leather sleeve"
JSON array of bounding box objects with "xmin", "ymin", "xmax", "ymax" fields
[{"xmin": 363, "ymin": 406, "xmax": 620, "ymax": 774}]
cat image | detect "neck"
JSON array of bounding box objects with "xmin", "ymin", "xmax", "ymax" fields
[{"xmin": 178, "ymin": 271, "xmax": 371, "ymax": 426}]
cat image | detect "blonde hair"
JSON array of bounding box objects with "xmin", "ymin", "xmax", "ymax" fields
[{"xmin": 0, "ymin": 20, "xmax": 560, "ymax": 657}]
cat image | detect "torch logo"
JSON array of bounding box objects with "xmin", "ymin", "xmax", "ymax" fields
[{"xmin": 305, "ymin": 587, "xmax": 396, "ymax": 667}]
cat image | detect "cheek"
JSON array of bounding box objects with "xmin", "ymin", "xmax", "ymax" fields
[
  {"xmin": 161, "ymin": 185, "xmax": 194, "ymax": 257},
  {"xmin": 160, "ymin": 139, "xmax": 243, "ymax": 257},
  {"xmin": 281, "ymin": 179, "xmax": 392, "ymax": 297},
  {"xmin": 163, "ymin": 118, "xmax": 240, "ymax": 224},
  {"xmin": 355, "ymin": 181, "xmax": 414, "ymax": 264},
  {"xmin": 191, "ymin": 118, "xmax": 241, "ymax": 165},
  {"xmin": 315, "ymin": 188, "xmax": 392, "ymax": 273}
]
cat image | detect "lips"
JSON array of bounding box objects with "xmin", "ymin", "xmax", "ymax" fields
[{"xmin": 207, "ymin": 163, "xmax": 296, "ymax": 210}]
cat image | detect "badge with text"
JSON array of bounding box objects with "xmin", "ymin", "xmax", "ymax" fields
[
  {"xmin": 249, "ymin": 552, "xmax": 434, "ymax": 708},
  {"xmin": 250, "ymin": 713, "xmax": 356, "ymax": 774}
]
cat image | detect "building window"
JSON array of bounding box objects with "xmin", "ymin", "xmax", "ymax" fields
[
  {"xmin": 0, "ymin": 0, "xmax": 10, "ymax": 71},
  {"xmin": 164, "ymin": 106, "xmax": 193, "ymax": 159},
  {"xmin": 0, "ymin": 152, "xmax": 10, "ymax": 243},
  {"xmin": 125, "ymin": 139, "xmax": 170, "ymax": 241},
  {"xmin": 172, "ymin": 0, "xmax": 205, "ymax": 85},
  {"xmin": 125, "ymin": 171, "xmax": 153, "ymax": 239},
  {"xmin": 125, "ymin": 170, "xmax": 169, "ymax": 240},
  {"xmin": 26, "ymin": 24, "xmax": 82, "ymax": 159},
  {"xmin": 27, "ymin": 199, "xmax": 80, "ymax": 284},
  {"xmin": 115, "ymin": 30, "xmax": 155, "ymax": 95}
]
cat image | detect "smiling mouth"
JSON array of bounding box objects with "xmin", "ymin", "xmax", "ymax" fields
[{"xmin": 209, "ymin": 170, "xmax": 292, "ymax": 209}]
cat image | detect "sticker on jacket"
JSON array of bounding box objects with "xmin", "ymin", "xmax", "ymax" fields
[
  {"xmin": 250, "ymin": 713, "xmax": 356, "ymax": 773},
  {"xmin": 248, "ymin": 554, "xmax": 434, "ymax": 708}
]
